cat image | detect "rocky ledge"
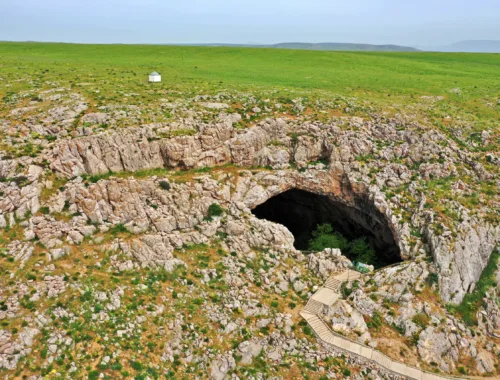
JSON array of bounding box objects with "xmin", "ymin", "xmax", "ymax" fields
[{"xmin": 6, "ymin": 114, "xmax": 497, "ymax": 304}]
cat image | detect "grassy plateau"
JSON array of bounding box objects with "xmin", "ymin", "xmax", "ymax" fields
[{"xmin": 0, "ymin": 42, "xmax": 499, "ymax": 123}]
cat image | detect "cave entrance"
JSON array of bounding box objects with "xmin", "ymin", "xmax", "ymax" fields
[{"xmin": 251, "ymin": 189, "xmax": 401, "ymax": 266}]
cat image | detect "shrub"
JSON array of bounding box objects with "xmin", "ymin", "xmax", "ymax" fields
[
  {"xmin": 349, "ymin": 237, "xmax": 376, "ymax": 264},
  {"xmin": 342, "ymin": 368, "xmax": 351, "ymax": 376},
  {"xmin": 341, "ymin": 282, "xmax": 353, "ymax": 298},
  {"xmin": 426, "ymin": 273, "xmax": 439, "ymax": 287},
  {"xmin": 21, "ymin": 300, "xmax": 35, "ymax": 310},
  {"xmin": 392, "ymin": 323, "xmax": 405, "ymax": 335},
  {"xmin": 205, "ymin": 203, "xmax": 224, "ymax": 221},
  {"xmin": 110, "ymin": 223, "xmax": 128, "ymax": 235},
  {"xmin": 129, "ymin": 360, "xmax": 143, "ymax": 371},
  {"xmin": 308, "ymin": 224, "xmax": 349, "ymax": 252},
  {"xmin": 302, "ymin": 324, "xmax": 314, "ymax": 336},
  {"xmin": 79, "ymin": 290, "xmax": 92, "ymax": 302},
  {"xmin": 39, "ymin": 206, "xmax": 50, "ymax": 215},
  {"xmin": 159, "ymin": 180, "xmax": 170, "ymax": 190},
  {"xmin": 308, "ymin": 223, "xmax": 379, "ymax": 267},
  {"xmin": 412, "ymin": 313, "xmax": 431, "ymax": 329},
  {"xmin": 366, "ymin": 311, "xmax": 384, "ymax": 330},
  {"xmin": 408, "ymin": 333, "xmax": 420, "ymax": 346}
]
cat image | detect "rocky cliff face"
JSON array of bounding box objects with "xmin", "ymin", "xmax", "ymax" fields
[
  {"xmin": 37, "ymin": 115, "xmax": 500, "ymax": 303},
  {"xmin": 425, "ymin": 218, "xmax": 499, "ymax": 301},
  {"xmin": 1, "ymin": 89, "xmax": 499, "ymax": 377}
]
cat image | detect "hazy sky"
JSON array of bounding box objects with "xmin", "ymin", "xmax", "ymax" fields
[{"xmin": 1, "ymin": 0, "xmax": 499, "ymax": 46}]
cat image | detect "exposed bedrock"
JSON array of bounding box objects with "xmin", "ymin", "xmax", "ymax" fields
[
  {"xmin": 425, "ymin": 219, "xmax": 500, "ymax": 304},
  {"xmin": 39, "ymin": 116, "xmax": 499, "ymax": 304},
  {"xmin": 49, "ymin": 115, "xmax": 239, "ymax": 177}
]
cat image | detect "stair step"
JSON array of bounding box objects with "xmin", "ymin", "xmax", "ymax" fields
[
  {"xmin": 326, "ymin": 278, "xmax": 340, "ymax": 285},
  {"xmin": 325, "ymin": 277, "xmax": 341, "ymax": 284},
  {"xmin": 309, "ymin": 321, "xmax": 325, "ymax": 329},
  {"xmin": 325, "ymin": 284, "xmax": 341, "ymax": 291},
  {"xmin": 309, "ymin": 319, "xmax": 330, "ymax": 330},
  {"xmin": 309, "ymin": 315, "xmax": 322, "ymax": 321},
  {"xmin": 313, "ymin": 326, "xmax": 330, "ymax": 334},
  {"xmin": 312, "ymin": 324, "xmax": 328, "ymax": 330},
  {"xmin": 310, "ymin": 320, "xmax": 327, "ymax": 327},
  {"xmin": 304, "ymin": 299, "xmax": 324, "ymax": 314},
  {"xmin": 325, "ymin": 280, "xmax": 342, "ymax": 288},
  {"xmin": 312, "ymin": 329, "xmax": 329, "ymax": 337}
]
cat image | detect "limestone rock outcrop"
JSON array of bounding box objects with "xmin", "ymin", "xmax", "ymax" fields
[{"xmin": 38, "ymin": 114, "xmax": 500, "ymax": 304}]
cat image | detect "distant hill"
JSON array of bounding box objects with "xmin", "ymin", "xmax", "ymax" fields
[
  {"xmin": 12, "ymin": 40, "xmax": 500, "ymax": 53},
  {"xmin": 429, "ymin": 40, "xmax": 500, "ymax": 53},
  {"xmin": 196, "ymin": 42, "xmax": 419, "ymax": 52},
  {"xmin": 270, "ymin": 42, "xmax": 419, "ymax": 52}
]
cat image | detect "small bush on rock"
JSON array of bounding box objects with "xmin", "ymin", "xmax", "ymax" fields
[
  {"xmin": 425, "ymin": 272, "xmax": 439, "ymax": 287},
  {"xmin": 159, "ymin": 180, "xmax": 170, "ymax": 190},
  {"xmin": 110, "ymin": 223, "xmax": 128, "ymax": 235},
  {"xmin": 366, "ymin": 310, "xmax": 384, "ymax": 330},
  {"xmin": 205, "ymin": 203, "xmax": 225, "ymax": 221}
]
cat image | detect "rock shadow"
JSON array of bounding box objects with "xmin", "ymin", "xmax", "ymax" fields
[{"xmin": 251, "ymin": 188, "xmax": 401, "ymax": 265}]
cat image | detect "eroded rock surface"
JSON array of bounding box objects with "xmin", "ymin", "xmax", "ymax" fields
[
  {"xmin": 0, "ymin": 87, "xmax": 499, "ymax": 378},
  {"xmin": 40, "ymin": 115, "xmax": 500, "ymax": 303}
]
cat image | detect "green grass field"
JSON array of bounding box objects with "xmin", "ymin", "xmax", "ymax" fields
[
  {"xmin": 0, "ymin": 43, "xmax": 500, "ymax": 137},
  {"xmin": 0, "ymin": 43, "xmax": 500, "ymax": 116}
]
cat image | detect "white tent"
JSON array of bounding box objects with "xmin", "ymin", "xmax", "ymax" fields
[{"xmin": 149, "ymin": 71, "xmax": 161, "ymax": 83}]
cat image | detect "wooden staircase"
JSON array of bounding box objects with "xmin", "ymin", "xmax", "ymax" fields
[{"xmin": 300, "ymin": 269, "xmax": 463, "ymax": 380}]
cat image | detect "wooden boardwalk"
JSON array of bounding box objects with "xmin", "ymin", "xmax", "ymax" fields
[{"xmin": 300, "ymin": 269, "xmax": 464, "ymax": 380}]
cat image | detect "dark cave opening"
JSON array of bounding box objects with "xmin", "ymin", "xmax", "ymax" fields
[{"xmin": 251, "ymin": 189, "xmax": 402, "ymax": 266}]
